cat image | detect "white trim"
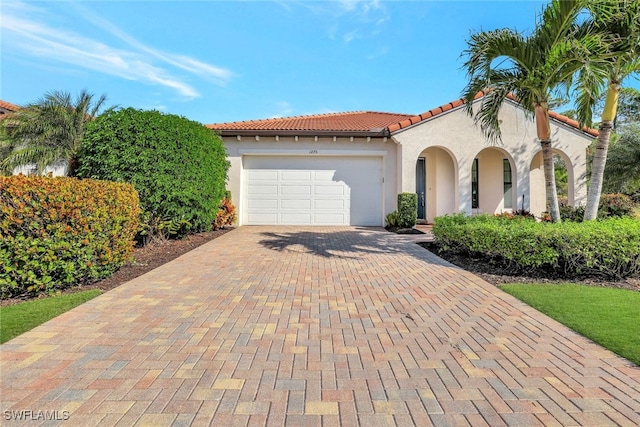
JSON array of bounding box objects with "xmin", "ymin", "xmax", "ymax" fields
[{"xmin": 238, "ymin": 149, "xmax": 388, "ymax": 157}]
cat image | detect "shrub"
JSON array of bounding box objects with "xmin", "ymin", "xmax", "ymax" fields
[
  {"xmin": 77, "ymin": 108, "xmax": 229, "ymax": 236},
  {"xmin": 138, "ymin": 213, "xmax": 193, "ymax": 245},
  {"xmin": 397, "ymin": 193, "xmax": 417, "ymax": 228},
  {"xmin": 213, "ymin": 198, "xmax": 236, "ymax": 230},
  {"xmin": 385, "ymin": 211, "xmax": 399, "ymax": 228},
  {"xmin": 559, "ymin": 198, "xmax": 585, "ymax": 222},
  {"xmin": 494, "ymin": 210, "xmax": 535, "ymax": 221},
  {"xmin": 432, "ymin": 214, "xmax": 640, "ymax": 279},
  {"xmin": 598, "ymin": 193, "xmax": 634, "ymax": 219},
  {"xmin": 0, "ymin": 175, "xmax": 140, "ymax": 298}
]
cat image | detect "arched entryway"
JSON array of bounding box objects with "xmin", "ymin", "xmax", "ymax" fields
[
  {"xmin": 415, "ymin": 147, "xmax": 457, "ymax": 223},
  {"xmin": 529, "ymin": 149, "xmax": 575, "ymax": 217},
  {"xmin": 471, "ymin": 148, "xmax": 516, "ymax": 214}
]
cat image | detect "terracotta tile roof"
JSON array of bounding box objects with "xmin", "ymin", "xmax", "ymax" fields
[
  {"xmin": 207, "ymin": 111, "xmax": 413, "ymax": 137},
  {"xmin": 389, "ymin": 91, "xmax": 599, "ymax": 137},
  {"xmin": 0, "ymin": 100, "xmax": 20, "ymax": 113},
  {"xmin": 548, "ymin": 110, "xmax": 599, "ymax": 137},
  {"xmin": 207, "ymin": 92, "xmax": 598, "ymax": 138}
]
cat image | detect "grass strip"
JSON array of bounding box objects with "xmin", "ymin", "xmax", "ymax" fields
[
  {"xmin": 0, "ymin": 290, "xmax": 101, "ymax": 344},
  {"xmin": 499, "ymin": 284, "xmax": 639, "ymax": 366}
]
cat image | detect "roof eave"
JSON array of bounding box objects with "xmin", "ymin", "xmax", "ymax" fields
[{"xmin": 213, "ymin": 129, "xmax": 391, "ymax": 138}]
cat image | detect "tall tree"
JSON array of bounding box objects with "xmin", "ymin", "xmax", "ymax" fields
[
  {"xmin": 0, "ymin": 90, "xmax": 108, "ymax": 176},
  {"xmin": 461, "ymin": 0, "xmax": 609, "ymax": 222},
  {"xmin": 579, "ymin": 0, "xmax": 640, "ymax": 220},
  {"xmin": 602, "ymin": 126, "xmax": 640, "ymax": 195}
]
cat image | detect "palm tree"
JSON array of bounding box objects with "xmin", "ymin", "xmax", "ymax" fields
[
  {"xmin": 602, "ymin": 126, "xmax": 640, "ymax": 195},
  {"xmin": 579, "ymin": 0, "xmax": 640, "ymax": 220},
  {"xmin": 461, "ymin": 0, "xmax": 610, "ymax": 222},
  {"xmin": 0, "ymin": 90, "xmax": 108, "ymax": 176}
]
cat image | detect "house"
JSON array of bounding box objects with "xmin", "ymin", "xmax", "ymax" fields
[
  {"xmin": 0, "ymin": 100, "xmax": 67, "ymax": 177},
  {"xmin": 208, "ymin": 93, "xmax": 597, "ymax": 226},
  {"xmin": 0, "ymin": 100, "xmax": 20, "ymax": 115}
]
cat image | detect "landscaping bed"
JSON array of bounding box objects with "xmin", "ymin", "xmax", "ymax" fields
[
  {"xmin": 1, "ymin": 228, "xmax": 233, "ymax": 306},
  {"xmin": 419, "ymin": 241, "xmax": 640, "ymax": 293},
  {"xmin": 4, "ymin": 225, "xmax": 637, "ymax": 307}
]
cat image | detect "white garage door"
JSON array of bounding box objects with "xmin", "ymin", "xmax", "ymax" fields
[{"xmin": 243, "ymin": 156, "xmax": 382, "ymax": 226}]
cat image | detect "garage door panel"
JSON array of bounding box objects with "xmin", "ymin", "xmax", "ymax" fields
[
  {"xmin": 243, "ymin": 156, "xmax": 382, "ymax": 226},
  {"xmin": 247, "ymin": 213, "xmax": 278, "ymax": 224},
  {"xmin": 281, "ymin": 199, "xmax": 311, "ymax": 209},
  {"xmin": 314, "ymin": 170, "xmax": 335, "ymax": 181},
  {"xmin": 314, "ymin": 199, "xmax": 345, "ymax": 210},
  {"xmin": 247, "ymin": 199, "xmax": 278, "ymax": 209},
  {"xmin": 281, "ymin": 213, "xmax": 312, "ymax": 224},
  {"xmin": 248, "ymin": 185, "xmax": 279, "ymax": 195},
  {"xmin": 248, "ymin": 170, "xmax": 279, "ymax": 180},
  {"xmin": 281, "ymin": 185, "xmax": 312, "ymax": 195},
  {"xmin": 282, "ymin": 170, "xmax": 312, "ymax": 181},
  {"xmin": 313, "ymin": 213, "xmax": 347, "ymax": 224}
]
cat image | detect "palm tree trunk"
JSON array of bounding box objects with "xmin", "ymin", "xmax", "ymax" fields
[
  {"xmin": 541, "ymin": 140, "xmax": 561, "ymax": 222},
  {"xmin": 584, "ymin": 82, "xmax": 619, "ymax": 221},
  {"xmin": 536, "ymin": 104, "xmax": 561, "ymax": 222}
]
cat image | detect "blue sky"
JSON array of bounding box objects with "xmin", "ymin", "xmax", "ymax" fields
[{"xmin": 1, "ymin": 0, "xmax": 607, "ymax": 125}]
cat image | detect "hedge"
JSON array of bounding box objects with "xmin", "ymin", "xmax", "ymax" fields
[
  {"xmin": 432, "ymin": 214, "xmax": 640, "ymax": 279},
  {"xmin": 397, "ymin": 193, "xmax": 418, "ymax": 228},
  {"xmin": 77, "ymin": 108, "xmax": 229, "ymax": 236},
  {"xmin": 0, "ymin": 175, "xmax": 140, "ymax": 298}
]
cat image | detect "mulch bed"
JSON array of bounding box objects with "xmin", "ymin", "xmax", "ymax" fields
[
  {"xmin": 385, "ymin": 226, "xmax": 425, "ymax": 235},
  {"xmin": 418, "ymin": 241, "xmax": 640, "ymax": 293},
  {"xmin": 1, "ymin": 228, "xmax": 233, "ymax": 306}
]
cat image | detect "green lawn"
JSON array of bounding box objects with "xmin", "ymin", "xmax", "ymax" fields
[
  {"xmin": 499, "ymin": 284, "xmax": 640, "ymax": 366},
  {"xmin": 0, "ymin": 290, "xmax": 101, "ymax": 344}
]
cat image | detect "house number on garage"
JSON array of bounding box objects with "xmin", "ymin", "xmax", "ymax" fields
[{"xmin": 309, "ymin": 149, "xmax": 318, "ymax": 154}]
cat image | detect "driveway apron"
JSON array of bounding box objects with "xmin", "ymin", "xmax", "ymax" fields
[{"xmin": 1, "ymin": 226, "xmax": 639, "ymax": 426}]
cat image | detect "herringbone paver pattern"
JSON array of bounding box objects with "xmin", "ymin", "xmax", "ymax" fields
[{"xmin": 1, "ymin": 227, "xmax": 638, "ymax": 426}]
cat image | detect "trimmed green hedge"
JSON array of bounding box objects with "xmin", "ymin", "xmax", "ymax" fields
[
  {"xmin": 77, "ymin": 108, "xmax": 229, "ymax": 235},
  {"xmin": 432, "ymin": 214, "xmax": 640, "ymax": 279},
  {"xmin": 0, "ymin": 175, "xmax": 140, "ymax": 298},
  {"xmin": 398, "ymin": 193, "xmax": 418, "ymax": 228}
]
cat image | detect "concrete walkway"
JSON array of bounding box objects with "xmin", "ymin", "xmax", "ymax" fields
[{"xmin": 1, "ymin": 226, "xmax": 638, "ymax": 426}]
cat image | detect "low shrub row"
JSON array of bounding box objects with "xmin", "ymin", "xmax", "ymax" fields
[
  {"xmin": 432, "ymin": 214, "xmax": 640, "ymax": 279},
  {"xmin": 0, "ymin": 175, "xmax": 141, "ymax": 298}
]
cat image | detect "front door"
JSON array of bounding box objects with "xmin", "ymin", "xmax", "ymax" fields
[{"xmin": 416, "ymin": 157, "xmax": 426, "ymax": 220}]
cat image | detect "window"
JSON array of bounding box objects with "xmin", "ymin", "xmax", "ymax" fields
[
  {"xmin": 471, "ymin": 158, "xmax": 479, "ymax": 209},
  {"xmin": 503, "ymin": 159, "xmax": 512, "ymax": 209}
]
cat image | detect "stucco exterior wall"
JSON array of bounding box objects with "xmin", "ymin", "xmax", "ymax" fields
[
  {"xmin": 13, "ymin": 160, "xmax": 67, "ymax": 177},
  {"xmin": 223, "ymin": 136, "xmax": 398, "ymax": 225},
  {"xmin": 392, "ymin": 100, "xmax": 592, "ymax": 221}
]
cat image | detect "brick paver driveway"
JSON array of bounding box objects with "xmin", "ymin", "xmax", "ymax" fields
[{"xmin": 1, "ymin": 226, "xmax": 639, "ymax": 426}]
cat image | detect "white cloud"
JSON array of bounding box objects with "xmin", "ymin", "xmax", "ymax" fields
[
  {"xmin": 269, "ymin": 101, "xmax": 294, "ymax": 118},
  {"xmin": 292, "ymin": 0, "xmax": 389, "ymax": 43},
  {"xmin": 1, "ymin": 1, "xmax": 233, "ymax": 99}
]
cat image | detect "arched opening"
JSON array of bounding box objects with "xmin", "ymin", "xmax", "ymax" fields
[
  {"xmin": 529, "ymin": 149, "xmax": 575, "ymax": 217},
  {"xmin": 416, "ymin": 147, "xmax": 457, "ymax": 223},
  {"xmin": 472, "ymin": 148, "xmax": 516, "ymax": 214}
]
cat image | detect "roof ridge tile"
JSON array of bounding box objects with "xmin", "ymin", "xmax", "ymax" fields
[{"xmin": 389, "ymin": 91, "xmax": 598, "ymax": 137}]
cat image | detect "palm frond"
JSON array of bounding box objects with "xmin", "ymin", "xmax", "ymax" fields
[{"xmin": 0, "ymin": 90, "xmax": 108, "ymax": 174}]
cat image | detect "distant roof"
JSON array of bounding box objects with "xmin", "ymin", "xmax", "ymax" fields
[
  {"xmin": 0, "ymin": 100, "xmax": 20, "ymax": 113},
  {"xmin": 208, "ymin": 92, "xmax": 598, "ymax": 138}
]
